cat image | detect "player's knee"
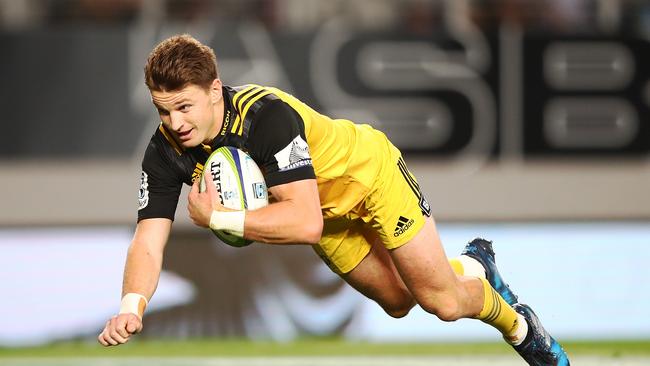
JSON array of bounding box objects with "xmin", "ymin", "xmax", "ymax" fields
[
  {"xmin": 382, "ymin": 298, "xmax": 416, "ymax": 319},
  {"xmin": 416, "ymin": 295, "xmax": 462, "ymax": 322}
]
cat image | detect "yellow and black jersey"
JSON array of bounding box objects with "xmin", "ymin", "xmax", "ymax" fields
[{"xmin": 137, "ymin": 84, "xmax": 409, "ymax": 223}]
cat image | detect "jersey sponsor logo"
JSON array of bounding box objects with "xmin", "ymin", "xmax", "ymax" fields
[
  {"xmin": 219, "ymin": 110, "xmax": 232, "ymax": 136},
  {"xmin": 138, "ymin": 171, "xmax": 149, "ymax": 210},
  {"xmin": 393, "ymin": 215, "xmax": 414, "ymax": 237},
  {"xmin": 274, "ymin": 135, "xmax": 312, "ymax": 172}
]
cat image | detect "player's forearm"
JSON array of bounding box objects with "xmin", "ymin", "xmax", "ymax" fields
[
  {"xmin": 121, "ymin": 240, "xmax": 164, "ymax": 300},
  {"xmin": 244, "ymin": 199, "xmax": 323, "ymax": 244}
]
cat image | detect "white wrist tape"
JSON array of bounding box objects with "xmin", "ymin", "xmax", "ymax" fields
[
  {"xmin": 119, "ymin": 293, "xmax": 148, "ymax": 319},
  {"xmin": 209, "ymin": 210, "xmax": 245, "ymax": 237}
]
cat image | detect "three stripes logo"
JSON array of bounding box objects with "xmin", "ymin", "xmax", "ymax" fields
[
  {"xmin": 394, "ymin": 216, "xmax": 415, "ymax": 237},
  {"xmin": 397, "ymin": 157, "xmax": 432, "ymax": 217}
]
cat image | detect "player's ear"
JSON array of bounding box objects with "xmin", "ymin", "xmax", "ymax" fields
[{"xmin": 210, "ymin": 79, "xmax": 223, "ymax": 104}]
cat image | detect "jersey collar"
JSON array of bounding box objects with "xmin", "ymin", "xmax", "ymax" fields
[{"xmin": 200, "ymin": 86, "xmax": 237, "ymax": 154}]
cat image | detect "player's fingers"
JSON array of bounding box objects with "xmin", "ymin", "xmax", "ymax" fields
[
  {"xmin": 204, "ymin": 173, "xmax": 224, "ymax": 209},
  {"xmin": 114, "ymin": 316, "xmax": 130, "ymax": 338},
  {"xmin": 98, "ymin": 324, "xmax": 110, "ymax": 346},
  {"xmin": 100, "ymin": 327, "xmax": 119, "ymax": 346},
  {"xmin": 108, "ymin": 328, "xmax": 129, "ymax": 344},
  {"xmin": 98, "ymin": 335, "xmax": 108, "ymax": 346},
  {"xmin": 99, "ymin": 320, "xmax": 119, "ymax": 346},
  {"xmin": 106, "ymin": 316, "xmax": 129, "ymax": 344},
  {"xmin": 126, "ymin": 317, "xmax": 142, "ymax": 334},
  {"xmin": 203, "ymin": 171, "xmax": 215, "ymax": 195}
]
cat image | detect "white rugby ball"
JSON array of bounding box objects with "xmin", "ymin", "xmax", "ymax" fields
[{"xmin": 200, "ymin": 146, "xmax": 268, "ymax": 247}]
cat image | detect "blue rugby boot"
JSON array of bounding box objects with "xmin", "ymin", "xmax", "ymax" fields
[
  {"xmin": 461, "ymin": 238, "xmax": 519, "ymax": 305},
  {"xmin": 513, "ymin": 303, "xmax": 570, "ymax": 366}
]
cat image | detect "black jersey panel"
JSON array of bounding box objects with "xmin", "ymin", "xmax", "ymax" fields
[
  {"xmin": 137, "ymin": 135, "xmax": 184, "ymax": 222},
  {"xmin": 246, "ymin": 100, "xmax": 316, "ymax": 188}
]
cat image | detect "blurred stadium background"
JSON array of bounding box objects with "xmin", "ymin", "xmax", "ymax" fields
[{"xmin": 1, "ymin": 0, "xmax": 650, "ymax": 364}]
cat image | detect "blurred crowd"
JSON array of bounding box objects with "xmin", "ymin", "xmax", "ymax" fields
[{"xmin": 1, "ymin": 0, "xmax": 650, "ymax": 36}]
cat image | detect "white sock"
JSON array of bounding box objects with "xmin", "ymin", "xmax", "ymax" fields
[
  {"xmin": 458, "ymin": 255, "xmax": 486, "ymax": 278},
  {"xmin": 508, "ymin": 313, "xmax": 529, "ymax": 346}
]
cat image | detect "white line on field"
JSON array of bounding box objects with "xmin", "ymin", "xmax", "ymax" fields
[{"xmin": 2, "ymin": 356, "xmax": 649, "ymax": 366}]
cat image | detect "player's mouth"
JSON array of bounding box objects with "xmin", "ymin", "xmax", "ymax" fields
[{"xmin": 177, "ymin": 128, "xmax": 193, "ymax": 141}]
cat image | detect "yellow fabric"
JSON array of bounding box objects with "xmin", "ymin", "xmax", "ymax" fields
[
  {"xmin": 312, "ymin": 217, "xmax": 373, "ymax": 275},
  {"xmin": 256, "ymin": 86, "xmax": 427, "ymax": 274},
  {"xmin": 266, "ymin": 86, "xmax": 391, "ymax": 219},
  {"xmin": 476, "ymin": 278, "xmax": 520, "ymax": 337},
  {"xmin": 448, "ymin": 258, "xmax": 465, "ymax": 276}
]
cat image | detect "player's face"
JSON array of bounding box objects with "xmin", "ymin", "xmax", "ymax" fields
[{"xmin": 151, "ymin": 80, "xmax": 223, "ymax": 148}]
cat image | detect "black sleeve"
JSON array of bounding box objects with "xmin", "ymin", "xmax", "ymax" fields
[
  {"xmin": 137, "ymin": 139, "xmax": 183, "ymax": 222},
  {"xmin": 246, "ymin": 100, "xmax": 316, "ymax": 188}
]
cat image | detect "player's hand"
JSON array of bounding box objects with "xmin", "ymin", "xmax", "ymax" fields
[
  {"xmin": 188, "ymin": 173, "xmax": 225, "ymax": 227},
  {"xmin": 97, "ymin": 313, "xmax": 142, "ymax": 347}
]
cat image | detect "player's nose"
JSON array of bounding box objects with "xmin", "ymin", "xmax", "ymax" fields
[{"xmin": 169, "ymin": 111, "xmax": 184, "ymax": 131}]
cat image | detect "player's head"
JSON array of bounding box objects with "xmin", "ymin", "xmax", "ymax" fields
[
  {"xmin": 145, "ymin": 34, "xmax": 218, "ymax": 92},
  {"xmin": 145, "ymin": 34, "xmax": 223, "ymax": 148}
]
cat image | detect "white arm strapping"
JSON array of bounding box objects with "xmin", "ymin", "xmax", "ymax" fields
[
  {"xmin": 209, "ymin": 210, "xmax": 245, "ymax": 237},
  {"xmin": 119, "ymin": 293, "xmax": 148, "ymax": 319}
]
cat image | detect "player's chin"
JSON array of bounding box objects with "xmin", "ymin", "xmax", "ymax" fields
[{"xmin": 179, "ymin": 136, "xmax": 200, "ymax": 148}]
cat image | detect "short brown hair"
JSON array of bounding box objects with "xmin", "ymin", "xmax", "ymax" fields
[{"xmin": 144, "ymin": 34, "xmax": 218, "ymax": 92}]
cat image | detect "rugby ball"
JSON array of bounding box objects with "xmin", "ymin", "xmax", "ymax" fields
[{"xmin": 200, "ymin": 146, "xmax": 268, "ymax": 247}]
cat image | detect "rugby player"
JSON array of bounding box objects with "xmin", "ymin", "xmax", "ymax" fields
[{"xmin": 98, "ymin": 34, "xmax": 570, "ymax": 365}]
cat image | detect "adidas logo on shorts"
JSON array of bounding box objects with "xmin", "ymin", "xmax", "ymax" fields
[{"xmin": 394, "ymin": 216, "xmax": 414, "ymax": 237}]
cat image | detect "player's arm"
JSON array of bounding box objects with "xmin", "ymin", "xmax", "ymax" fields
[
  {"xmin": 99, "ymin": 135, "xmax": 181, "ymax": 347},
  {"xmin": 189, "ymin": 172, "xmax": 322, "ymax": 244},
  {"xmin": 243, "ymin": 178, "xmax": 322, "ymax": 244},
  {"xmin": 98, "ymin": 218, "xmax": 171, "ymax": 346},
  {"xmin": 122, "ymin": 218, "xmax": 171, "ymax": 300},
  {"xmin": 98, "ymin": 219, "xmax": 171, "ymax": 346},
  {"xmin": 188, "ymin": 99, "xmax": 322, "ymax": 244}
]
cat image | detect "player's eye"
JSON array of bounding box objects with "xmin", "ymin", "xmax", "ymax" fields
[
  {"xmin": 179, "ymin": 104, "xmax": 192, "ymax": 112},
  {"xmin": 157, "ymin": 108, "xmax": 169, "ymax": 116}
]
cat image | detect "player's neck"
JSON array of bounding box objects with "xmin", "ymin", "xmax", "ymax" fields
[{"xmin": 205, "ymin": 97, "xmax": 225, "ymax": 144}]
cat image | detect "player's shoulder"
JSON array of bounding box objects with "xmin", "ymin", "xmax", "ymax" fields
[
  {"xmin": 228, "ymin": 84, "xmax": 286, "ymax": 118},
  {"xmin": 225, "ymin": 84, "xmax": 299, "ymax": 139}
]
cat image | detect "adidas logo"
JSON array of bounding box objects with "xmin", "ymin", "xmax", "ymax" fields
[{"xmin": 393, "ymin": 216, "xmax": 414, "ymax": 237}]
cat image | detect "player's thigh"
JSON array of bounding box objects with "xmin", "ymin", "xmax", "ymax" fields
[
  {"xmin": 389, "ymin": 216, "xmax": 461, "ymax": 306},
  {"xmin": 314, "ymin": 219, "xmax": 414, "ymax": 316},
  {"xmin": 361, "ymin": 149, "xmax": 457, "ymax": 300},
  {"xmin": 342, "ymin": 229, "xmax": 414, "ymax": 317}
]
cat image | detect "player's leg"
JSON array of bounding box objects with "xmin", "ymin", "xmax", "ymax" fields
[
  {"xmin": 342, "ymin": 228, "xmax": 415, "ymax": 318},
  {"xmin": 380, "ymin": 155, "xmax": 569, "ymax": 364},
  {"xmin": 363, "ymin": 151, "xmax": 521, "ymax": 334},
  {"xmin": 389, "ymin": 217, "xmax": 521, "ymax": 333},
  {"xmin": 314, "ymin": 218, "xmax": 415, "ymax": 318}
]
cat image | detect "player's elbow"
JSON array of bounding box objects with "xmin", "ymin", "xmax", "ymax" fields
[{"xmin": 301, "ymin": 214, "xmax": 323, "ymax": 244}]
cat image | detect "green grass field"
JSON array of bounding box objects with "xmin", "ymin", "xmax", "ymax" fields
[{"xmin": 1, "ymin": 338, "xmax": 649, "ymax": 358}]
